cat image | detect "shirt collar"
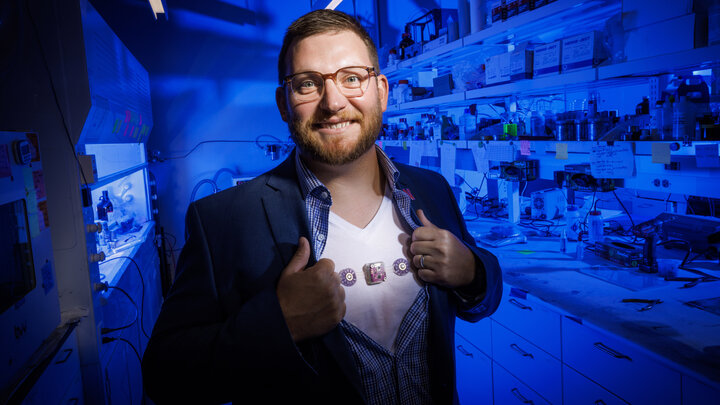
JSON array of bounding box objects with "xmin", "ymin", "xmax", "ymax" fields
[{"xmin": 294, "ymin": 145, "xmax": 401, "ymax": 199}]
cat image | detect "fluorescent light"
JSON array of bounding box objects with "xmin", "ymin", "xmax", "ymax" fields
[
  {"xmin": 325, "ymin": 0, "xmax": 343, "ymax": 10},
  {"xmin": 148, "ymin": 0, "xmax": 165, "ymax": 18}
]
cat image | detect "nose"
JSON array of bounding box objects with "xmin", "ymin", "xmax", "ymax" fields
[{"xmin": 319, "ymin": 78, "xmax": 347, "ymax": 113}]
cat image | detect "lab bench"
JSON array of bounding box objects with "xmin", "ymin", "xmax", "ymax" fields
[{"xmin": 456, "ymin": 218, "xmax": 720, "ymax": 405}]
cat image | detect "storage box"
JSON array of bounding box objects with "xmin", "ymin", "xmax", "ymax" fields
[
  {"xmin": 485, "ymin": 53, "xmax": 511, "ymax": 85},
  {"xmin": 433, "ymin": 74, "xmax": 454, "ymax": 96},
  {"xmin": 562, "ymin": 31, "xmax": 607, "ymax": 72},
  {"xmin": 533, "ymin": 41, "xmax": 561, "ymax": 77},
  {"xmin": 625, "ymin": 13, "xmax": 707, "ymax": 60},
  {"xmin": 622, "ymin": 0, "xmax": 693, "ymax": 31},
  {"xmin": 510, "ymin": 48, "xmax": 533, "ymax": 81},
  {"xmin": 422, "ymin": 34, "xmax": 448, "ymax": 53}
]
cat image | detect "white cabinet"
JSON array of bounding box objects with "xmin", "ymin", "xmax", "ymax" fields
[
  {"xmin": 489, "ymin": 287, "xmax": 561, "ymax": 359},
  {"xmin": 22, "ymin": 328, "xmax": 82, "ymax": 405},
  {"xmin": 456, "ymin": 333, "xmax": 493, "ymax": 405},
  {"xmin": 493, "ymin": 362, "xmax": 551, "ymax": 405},
  {"xmin": 562, "ymin": 316, "xmax": 681, "ymax": 405},
  {"xmin": 492, "ymin": 322, "xmax": 562, "ymax": 404},
  {"xmin": 456, "ymin": 317, "xmax": 492, "ymax": 356},
  {"xmin": 563, "ymin": 365, "xmax": 628, "ymax": 405}
]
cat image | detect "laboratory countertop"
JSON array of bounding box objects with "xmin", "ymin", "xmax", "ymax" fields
[{"xmin": 465, "ymin": 218, "xmax": 720, "ymax": 387}]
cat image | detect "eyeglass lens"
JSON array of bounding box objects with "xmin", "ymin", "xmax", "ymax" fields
[{"xmin": 290, "ymin": 67, "xmax": 372, "ymax": 100}]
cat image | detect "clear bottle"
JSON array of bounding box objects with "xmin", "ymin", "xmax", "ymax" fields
[
  {"xmin": 588, "ymin": 210, "xmax": 604, "ymax": 245},
  {"xmin": 398, "ymin": 117, "xmax": 408, "ymax": 135},
  {"xmin": 673, "ymin": 95, "xmax": 689, "ymax": 141},
  {"xmin": 544, "ymin": 110, "xmax": 556, "ymax": 138},
  {"xmin": 530, "ymin": 110, "xmax": 544, "ymax": 137},
  {"xmin": 397, "ymin": 80, "xmax": 410, "ymax": 104},
  {"xmin": 460, "ymin": 108, "xmax": 476, "ymax": 139},
  {"xmin": 565, "ymin": 205, "xmax": 580, "ymax": 241},
  {"xmin": 649, "ymin": 99, "xmax": 664, "ymax": 139},
  {"xmin": 662, "ymin": 96, "xmax": 674, "ymax": 140}
]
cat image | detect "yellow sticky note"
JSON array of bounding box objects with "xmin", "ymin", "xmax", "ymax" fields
[
  {"xmin": 555, "ymin": 143, "xmax": 568, "ymax": 160},
  {"xmin": 651, "ymin": 143, "xmax": 671, "ymax": 164},
  {"xmin": 402, "ymin": 141, "xmax": 407, "ymax": 150}
]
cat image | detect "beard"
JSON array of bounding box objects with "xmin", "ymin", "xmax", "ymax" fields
[{"xmin": 288, "ymin": 99, "xmax": 383, "ymax": 166}]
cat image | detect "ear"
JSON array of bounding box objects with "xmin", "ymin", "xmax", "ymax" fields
[
  {"xmin": 276, "ymin": 86, "xmax": 290, "ymax": 122},
  {"xmin": 376, "ymin": 73, "xmax": 389, "ymax": 113}
]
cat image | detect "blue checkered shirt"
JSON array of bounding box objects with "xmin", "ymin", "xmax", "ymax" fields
[{"xmin": 295, "ymin": 147, "xmax": 433, "ymax": 404}]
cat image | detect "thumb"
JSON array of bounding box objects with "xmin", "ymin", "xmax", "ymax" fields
[
  {"xmin": 282, "ymin": 237, "xmax": 311, "ymax": 275},
  {"xmin": 416, "ymin": 209, "xmax": 436, "ymax": 228}
]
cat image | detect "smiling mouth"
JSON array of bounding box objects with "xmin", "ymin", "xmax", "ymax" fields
[{"xmin": 314, "ymin": 120, "xmax": 354, "ymax": 130}]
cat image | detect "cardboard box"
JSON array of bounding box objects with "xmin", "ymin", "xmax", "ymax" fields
[
  {"xmin": 622, "ymin": 0, "xmax": 693, "ymax": 31},
  {"xmin": 510, "ymin": 48, "xmax": 533, "ymax": 81},
  {"xmin": 422, "ymin": 34, "xmax": 448, "ymax": 53},
  {"xmin": 625, "ymin": 13, "xmax": 707, "ymax": 60},
  {"xmin": 562, "ymin": 31, "xmax": 607, "ymax": 71},
  {"xmin": 485, "ymin": 53, "xmax": 512, "ymax": 85},
  {"xmin": 533, "ymin": 41, "xmax": 561, "ymax": 77}
]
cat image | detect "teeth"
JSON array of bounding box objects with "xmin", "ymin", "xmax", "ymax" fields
[{"xmin": 324, "ymin": 121, "xmax": 350, "ymax": 129}]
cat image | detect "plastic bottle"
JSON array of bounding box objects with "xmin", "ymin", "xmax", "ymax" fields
[
  {"xmin": 457, "ymin": 0, "xmax": 471, "ymax": 37},
  {"xmin": 588, "ymin": 210, "xmax": 604, "ymax": 245},
  {"xmin": 397, "ymin": 80, "xmax": 410, "ymax": 103},
  {"xmin": 529, "ymin": 110, "xmax": 543, "ymax": 137},
  {"xmin": 462, "ymin": 108, "xmax": 476, "ymax": 139},
  {"xmin": 543, "ymin": 110, "xmax": 556, "ymax": 138},
  {"xmin": 447, "ymin": 15, "xmax": 459, "ymax": 42},
  {"xmin": 388, "ymin": 48, "xmax": 398, "ymax": 68},
  {"xmin": 576, "ymin": 235, "xmax": 584, "ymax": 260},
  {"xmin": 649, "ymin": 99, "xmax": 664, "ymax": 138},
  {"xmin": 565, "ymin": 205, "xmax": 580, "ymax": 241},
  {"xmin": 673, "ymin": 95, "xmax": 689, "ymax": 141},
  {"xmin": 470, "ymin": 0, "xmax": 487, "ymax": 32},
  {"xmin": 662, "ymin": 96, "xmax": 674, "ymax": 140},
  {"xmin": 560, "ymin": 229, "xmax": 567, "ymax": 253}
]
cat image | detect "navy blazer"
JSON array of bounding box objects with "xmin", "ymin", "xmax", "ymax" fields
[{"xmin": 142, "ymin": 151, "xmax": 502, "ymax": 404}]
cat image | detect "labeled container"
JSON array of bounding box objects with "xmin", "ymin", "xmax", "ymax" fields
[
  {"xmin": 565, "ymin": 205, "xmax": 580, "ymax": 241},
  {"xmin": 588, "ymin": 210, "xmax": 604, "ymax": 244}
]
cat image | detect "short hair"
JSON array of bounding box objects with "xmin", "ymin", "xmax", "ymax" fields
[{"xmin": 277, "ymin": 9, "xmax": 379, "ymax": 84}]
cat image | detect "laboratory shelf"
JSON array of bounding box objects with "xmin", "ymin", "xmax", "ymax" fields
[
  {"xmin": 387, "ymin": 92, "xmax": 466, "ymax": 114},
  {"xmin": 465, "ymin": 68, "xmax": 598, "ymax": 100},
  {"xmin": 383, "ymin": 0, "xmax": 621, "ymax": 81},
  {"xmin": 462, "ymin": 0, "xmax": 619, "ymax": 48},
  {"xmin": 598, "ymin": 44, "xmax": 720, "ymax": 80}
]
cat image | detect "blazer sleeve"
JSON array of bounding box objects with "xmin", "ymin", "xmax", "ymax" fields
[
  {"xmin": 441, "ymin": 176, "xmax": 503, "ymax": 322},
  {"xmin": 141, "ymin": 202, "xmax": 315, "ymax": 404}
]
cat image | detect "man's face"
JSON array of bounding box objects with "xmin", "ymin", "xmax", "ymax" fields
[{"xmin": 276, "ymin": 31, "xmax": 388, "ymax": 165}]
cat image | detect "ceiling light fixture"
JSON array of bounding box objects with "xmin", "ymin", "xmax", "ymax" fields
[
  {"xmin": 325, "ymin": 0, "xmax": 343, "ymax": 10},
  {"xmin": 148, "ymin": 0, "xmax": 166, "ymax": 19}
]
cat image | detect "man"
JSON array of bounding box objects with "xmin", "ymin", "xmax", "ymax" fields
[{"xmin": 142, "ymin": 9, "xmax": 502, "ymax": 405}]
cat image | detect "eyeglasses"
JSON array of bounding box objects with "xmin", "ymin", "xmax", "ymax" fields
[{"xmin": 283, "ymin": 66, "xmax": 377, "ymax": 102}]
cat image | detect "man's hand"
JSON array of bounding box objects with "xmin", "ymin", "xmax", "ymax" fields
[
  {"xmin": 410, "ymin": 209, "xmax": 476, "ymax": 288},
  {"xmin": 277, "ymin": 237, "xmax": 346, "ymax": 342}
]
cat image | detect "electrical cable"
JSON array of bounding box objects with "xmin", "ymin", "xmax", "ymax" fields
[
  {"xmin": 101, "ymin": 286, "xmax": 139, "ymax": 334},
  {"xmin": 100, "ymin": 256, "xmax": 150, "ymax": 340},
  {"xmin": 157, "ymin": 138, "xmax": 292, "ymax": 161},
  {"xmin": 25, "ymin": 0, "xmax": 89, "ymax": 187}
]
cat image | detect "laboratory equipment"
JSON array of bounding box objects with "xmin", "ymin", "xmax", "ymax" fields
[{"xmin": 531, "ymin": 188, "xmax": 567, "ymax": 220}]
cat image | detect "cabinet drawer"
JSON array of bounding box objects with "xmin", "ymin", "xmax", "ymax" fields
[
  {"xmin": 490, "ymin": 286, "xmax": 561, "ymax": 359},
  {"xmin": 562, "ymin": 317, "xmax": 681, "ymax": 405},
  {"xmin": 492, "ymin": 321, "xmax": 562, "ymax": 404},
  {"xmin": 682, "ymin": 375, "xmax": 720, "ymax": 405},
  {"xmin": 23, "ymin": 328, "xmax": 81, "ymax": 405},
  {"xmin": 456, "ymin": 317, "xmax": 492, "ymax": 356},
  {"xmin": 455, "ymin": 334, "xmax": 493, "ymax": 405},
  {"xmin": 563, "ymin": 365, "xmax": 628, "ymax": 405},
  {"xmin": 493, "ymin": 362, "xmax": 550, "ymax": 405}
]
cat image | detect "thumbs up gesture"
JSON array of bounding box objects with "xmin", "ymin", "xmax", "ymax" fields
[
  {"xmin": 410, "ymin": 209, "xmax": 476, "ymax": 289},
  {"xmin": 277, "ymin": 237, "xmax": 345, "ymax": 342}
]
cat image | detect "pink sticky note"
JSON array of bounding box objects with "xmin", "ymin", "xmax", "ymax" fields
[{"xmin": 520, "ymin": 140, "xmax": 531, "ymax": 156}]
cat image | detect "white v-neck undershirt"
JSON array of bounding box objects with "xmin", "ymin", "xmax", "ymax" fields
[{"xmin": 321, "ymin": 187, "xmax": 422, "ymax": 353}]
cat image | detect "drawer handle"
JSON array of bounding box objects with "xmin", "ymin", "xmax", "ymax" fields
[
  {"xmin": 593, "ymin": 342, "xmax": 632, "ymax": 361},
  {"xmin": 511, "ymin": 388, "xmax": 534, "ymax": 404},
  {"xmin": 457, "ymin": 345, "xmax": 473, "ymax": 358},
  {"xmin": 595, "ymin": 400, "xmax": 607, "ymax": 405},
  {"xmin": 55, "ymin": 348, "xmax": 73, "ymax": 364},
  {"xmin": 509, "ymin": 299, "xmax": 532, "ymax": 311},
  {"xmin": 510, "ymin": 343, "xmax": 534, "ymax": 359}
]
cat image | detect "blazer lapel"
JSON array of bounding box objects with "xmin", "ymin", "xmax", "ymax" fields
[{"xmin": 261, "ymin": 152, "xmax": 364, "ymax": 400}]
